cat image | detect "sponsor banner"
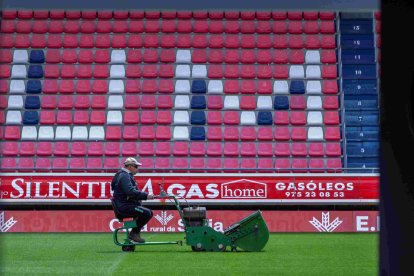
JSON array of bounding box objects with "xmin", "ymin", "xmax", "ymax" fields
[
  {"xmin": 1, "ymin": 210, "xmax": 379, "ymax": 233},
  {"xmin": 0, "ymin": 175, "xmax": 379, "ymax": 203}
]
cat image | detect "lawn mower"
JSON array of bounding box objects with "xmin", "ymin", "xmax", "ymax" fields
[{"xmin": 111, "ymin": 185, "xmax": 269, "ymax": 252}]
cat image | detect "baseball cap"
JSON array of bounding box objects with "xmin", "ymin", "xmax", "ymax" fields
[{"xmin": 124, "ymin": 157, "xmax": 142, "ymax": 167}]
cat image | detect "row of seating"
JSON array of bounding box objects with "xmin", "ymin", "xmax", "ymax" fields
[
  {"xmin": 3, "ymin": 94, "xmax": 339, "ymax": 109},
  {"xmin": 1, "ymin": 141, "xmax": 342, "ymax": 157},
  {"xmin": 0, "ymin": 125, "xmax": 339, "ymax": 141},
  {"xmin": 3, "ymin": 49, "xmax": 337, "ymax": 64},
  {"xmin": 1, "ymin": 10, "xmax": 336, "ymax": 20},
  {"xmin": 0, "ymin": 34, "xmax": 337, "ymax": 49},
  {"xmin": 0, "ymin": 157, "xmax": 343, "ymax": 172},
  {"xmin": 0, "ymin": 110, "xmax": 340, "ymax": 126},
  {"xmin": 2, "ymin": 79, "xmax": 339, "ymax": 94},
  {"xmin": 1, "ymin": 20, "xmax": 336, "ymax": 34},
  {"xmin": 1, "ymin": 110, "xmax": 341, "ymax": 126},
  {"xmin": 2, "ymin": 64, "xmax": 338, "ymax": 79}
]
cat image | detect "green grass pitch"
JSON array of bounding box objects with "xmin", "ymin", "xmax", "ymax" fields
[{"xmin": 1, "ymin": 233, "xmax": 378, "ymax": 275}]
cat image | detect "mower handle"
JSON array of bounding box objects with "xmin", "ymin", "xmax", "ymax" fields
[{"xmin": 153, "ymin": 195, "xmax": 175, "ymax": 199}]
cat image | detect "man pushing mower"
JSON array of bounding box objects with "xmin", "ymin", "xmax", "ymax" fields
[{"xmin": 110, "ymin": 157, "xmax": 156, "ymax": 243}]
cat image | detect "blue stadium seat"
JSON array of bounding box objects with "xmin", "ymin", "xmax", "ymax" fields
[
  {"xmin": 342, "ymin": 65, "xmax": 377, "ymax": 79},
  {"xmin": 274, "ymin": 96, "xmax": 289, "ymax": 110},
  {"xmin": 191, "ymin": 111, "xmax": 206, "ymax": 125},
  {"xmin": 343, "ymin": 80, "xmax": 377, "ymax": 95},
  {"xmin": 257, "ymin": 111, "xmax": 273, "ymax": 125},
  {"xmin": 345, "ymin": 126, "xmax": 379, "ymax": 141},
  {"xmin": 22, "ymin": 111, "xmax": 39, "ymax": 125},
  {"xmin": 346, "ymin": 141, "xmax": 379, "ymax": 157},
  {"xmin": 24, "ymin": 96, "xmax": 41, "ymax": 109},
  {"xmin": 347, "ymin": 157, "xmax": 379, "ymax": 169},
  {"xmin": 345, "ymin": 111, "xmax": 379, "ymax": 126},
  {"xmin": 344, "ymin": 95, "xmax": 378, "ymax": 109},
  {"xmin": 191, "ymin": 96, "xmax": 206, "ymax": 109},
  {"xmin": 27, "ymin": 65, "xmax": 44, "ymax": 78},
  {"xmin": 340, "ymin": 20, "xmax": 373, "ymax": 34},
  {"xmin": 29, "ymin": 50, "xmax": 45, "ymax": 63},
  {"xmin": 26, "ymin": 80, "xmax": 42, "ymax": 94},
  {"xmin": 290, "ymin": 80, "xmax": 305, "ymax": 94},
  {"xmin": 190, "ymin": 127, "xmax": 206, "ymax": 140},
  {"xmin": 341, "ymin": 49, "xmax": 375, "ymax": 64},
  {"xmin": 191, "ymin": 80, "xmax": 207, "ymax": 93},
  {"xmin": 340, "ymin": 34, "xmax": 374, "ymax": 49}
]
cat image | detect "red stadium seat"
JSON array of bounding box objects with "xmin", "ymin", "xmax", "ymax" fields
[
  {"xmin": 105, "ymin": 142, "xmax": 121, "ymax": 156},
  {"xmin": 275, "ymin": 159, "xmax": 291, "ymax": 172},
  {"xmin": 54, "ymin": 142, "xmax": 70, "ymax": 156},
  {"xmin": 309, "ymin": 143, "xmax": 324, "ymax": 157},
  {"xmin": 309, "ymin": 158, "xmax": 325, "ymax": 172},
  {"xmin": 36, "ymin": 158, "xmax": 52, "ymax": 171},
  {"xmin": 275, "ymin": 143, "xmax": 290, "ymax": 156},
  {"xmin": 223, "ymin": 158, "xmax": 239, "ymax": 172},
  {"xmin": 240, "ymin": 158, "xmax": 256, "ymax": 172},
  {"xmin": 173, "ymin": 142, "xmax": 188, "ymax": 156},
  {"xmin": 51, "ymin": 158, "xmax": 69, "ymax": 171},
  {"xmin": 207, "ymin": 126, "xmax": 223, "ymax": 141},
  {"xmin": 104, "ymin": 158, "xmax": 121, "ymax": 170},
  {"xmin": 19, "ymin": 142, "xmax": 36, "ymax": 156},
  {"xmin": 90, "ymin": 111, "xmax": 106, "ymax": 125},
  {"xmin": 292, "ymin": 158, "xmax": 308, "ymax": 172},
  {"xmin": 71, "ymin": 142, "xmax": 87, "ymax": 156},
  {"xmin": 155, "ymin": 158, "xmax": 170, "ymax": 170},
  {"xmin": 73, "ymin": 111, "xmax": 89, "ymax": 124},
  {"xmin": 123, "ymin": 126, "xmax": 139, "ymax": 140},
  {"xmin": 290, "ymin": 111, "xmax": 306, "ymax": 125},
  {"xmin": 275, "ymin": 127, "xmax": 290, "ymax": 141},
  {"xmin": 3, "ymin": 142, "xmax": 18, "ymax": 156},
  {"xmin": 156, "ymin": 142, "xmax": 172, "ymax": 156},
  {"xmin": 326, "ymin": 143, "xmax": 342, "ymax": 156},
  {"xmin": 36, "ymin": 142, "xmax": 52, "ymax": 156},
  {"xmin": 189, "ymin": 158, "xmax": 205, "ymax": 172},
  {"xmin": 291, "ymin": 143, "xmax": 307, "ymax": 157},
  {"xmin": 70, "ymin": 158, "xmax": 86, "ymax": 171},
  {"xmin": 88, "ymin": 142, "xmax": 104, "ymax": 156},
  {"xmin": 121, "ymin": 142, "xmax": 139, "ymax": 156},
  {"xmin": 106, "ymin": 126, "xmax": 122, "ymax": 140},
  {"xmin": 204, "ymin": 157, "xmax": 221, "ymax": 171},
  {"xmin": 326, "ymin": 158, "xmax": 342, "ymax": 172},
  {"xmin": 1, "ymin": 158, "xmax": 17, "ymax": 171},
  {"xmin": 258, "ymin": 143, "xmax": 273, "ymax": 157},
  {"xmin": 172, "ymin": 158, "xmax": 188, "ymax": 171},
  {"xmin": 291, "ymin": 127, "xmax": 307, "ymax": 141},
  {"xmin": 223, "ymin": 142, "xmax": 239, "ymax": 156},
  {"xmin": 4, "ymin": 126, "xmax": 21, "ymax": 140}
]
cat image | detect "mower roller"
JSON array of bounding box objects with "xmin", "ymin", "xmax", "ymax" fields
[{"xmin": 111, "ymin": 186, "xmax": 269, "ymax": 252}]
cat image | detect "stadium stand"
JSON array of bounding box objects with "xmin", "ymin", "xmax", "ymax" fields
[{"xmin": 0, "ymin": 10, "xmax": 380, "ymax": 173}]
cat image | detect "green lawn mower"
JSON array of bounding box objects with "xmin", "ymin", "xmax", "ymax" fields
[{"xmin": 111, "ymin": 186, "xmax": 269, "ymax": 252}]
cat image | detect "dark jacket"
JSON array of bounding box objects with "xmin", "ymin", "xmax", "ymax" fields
[{"xmin": 111, "ymin": 168, "xmax": 148, "ymax": 205}]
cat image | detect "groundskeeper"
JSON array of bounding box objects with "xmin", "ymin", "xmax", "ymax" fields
[{"xmin": 110, "ymin": 157, "xmax": 155, "ymax": 243}]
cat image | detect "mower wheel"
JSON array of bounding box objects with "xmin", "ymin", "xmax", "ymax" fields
[
  {"xmin": 122, "ymin": 245, "xmax": 136, "ymax": 252},
  {"xmin": 191, "ymin": 246, "xmax": 205, "ymax": 252}
]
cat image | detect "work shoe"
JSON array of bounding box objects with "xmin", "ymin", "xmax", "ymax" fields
[{"xmin": 128, "ymin": 229, "xmax": 145, "ymax": 243}]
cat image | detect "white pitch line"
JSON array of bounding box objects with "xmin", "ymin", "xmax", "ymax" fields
[{"xmin": 107, "ymin": 234, "xmax": 157, "ymax": 273}]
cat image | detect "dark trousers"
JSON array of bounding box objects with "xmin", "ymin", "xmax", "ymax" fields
[{"xmin": 117, "ymin": 202, "xmax": 153, "ymax": 231}]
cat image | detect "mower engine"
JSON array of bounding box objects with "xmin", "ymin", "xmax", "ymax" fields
[{"xmin": 182, "ymin": 206, "xmax": 206, "ymax": 227}]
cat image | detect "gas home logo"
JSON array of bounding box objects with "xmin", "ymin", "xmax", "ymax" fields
[{"xmin": 221, "ymin": 179, "xmax": 267, "ymax": 199}]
